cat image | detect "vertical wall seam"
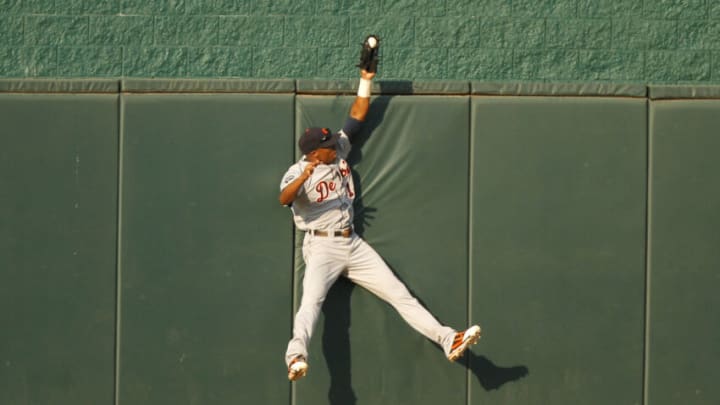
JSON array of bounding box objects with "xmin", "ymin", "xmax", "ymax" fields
[
  {"xmin": 466, "ymin": 95, "xmax": 474, "ymax": 405},
  {"xmin": 114, "ymin": 90, "xmax": 125, "ymax": 405},
  {"xmin": 289, "ymin": 87, "xmax": 298, "ymax": 405},
  {"xmin": 642, "ymin": 97, "xmax": 653, "ymax": 405}
]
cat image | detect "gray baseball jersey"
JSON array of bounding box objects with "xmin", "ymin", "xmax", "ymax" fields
[{"xmin": 280, "ymin": 126, "xmax": 355, "ymax": 231}]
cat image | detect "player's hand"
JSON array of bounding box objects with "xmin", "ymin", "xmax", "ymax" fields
[
  {"xmin": 302, "ymin": 160, "xmax": 320, "ymax": 179},
  {"xmin": 361, "ymin": 69, "xmax": 375, "ymax": 81}
]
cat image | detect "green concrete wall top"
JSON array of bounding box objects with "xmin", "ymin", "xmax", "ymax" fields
[{"xmin": 3, "ymin": 0, "xmax": 720, "ymax": 83}]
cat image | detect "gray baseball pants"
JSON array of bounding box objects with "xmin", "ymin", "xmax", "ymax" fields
[{"xmin": 285, "ymin": 232, "xmax": 456, "ymax": 366}]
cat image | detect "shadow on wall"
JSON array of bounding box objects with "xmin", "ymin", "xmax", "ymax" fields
[
  {"xmin": 320, "ymin": 278, "xmax": 530, "ymax": 405},
  {"xmin": 320, "ymin": 91, "xmax": 529, "ymax": 404},
  {"xmin": 346, "ymin": 85, "xmax": 393, "ymax": 235},
  {"xmin": 465, "ymin": 352, "xmax": 530, "ymax": 391}
]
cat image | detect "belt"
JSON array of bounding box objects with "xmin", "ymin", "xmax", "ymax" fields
[{"xmin": 307, "ymin": 228, "xmax": 353, "ymax": 238}]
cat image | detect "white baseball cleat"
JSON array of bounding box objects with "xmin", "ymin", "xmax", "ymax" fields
[
  {"xmin": 447, "ymin": 325, "xmax": 482, "ymax": 362},
  {"xmin": 288, "ymin": 356, "xmax": 308, "ymax": 381}
]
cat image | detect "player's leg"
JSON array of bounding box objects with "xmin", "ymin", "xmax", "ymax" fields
[
  {"xmin": 344, "ymin": 236, "xmax": 457, "ymax": 354},
  {"xmin": 285, "ymin": 236, "xmax": 347, "ymax": 367}
]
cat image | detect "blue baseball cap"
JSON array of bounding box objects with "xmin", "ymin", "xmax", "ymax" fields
[{"xmin": 299, "ymin": 127, "xmax": 338, "ymax": 154}]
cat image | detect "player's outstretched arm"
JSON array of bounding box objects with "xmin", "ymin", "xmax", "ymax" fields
[{"xmin": 349, "ymin": 69, "xmax": 375, "ymax": 122}]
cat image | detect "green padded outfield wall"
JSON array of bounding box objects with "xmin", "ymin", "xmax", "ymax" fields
[
  {"xmin": 0, "ymin": 86, "xmax": 119, "ymax": 404},
  {"xmin": 3, "ymin": 81, "xmax": 720, "ymax": 405},
  {"xmin": 117, "ymin": 81, "xmax": 295, "ymax": 405},
  {"xmin": 292, "ymin": 82, "xmax": 471, "ymax": 405},
  {"xmin": 646, "ymin": 88, "xmax": 720, "ymax": 405},
  {"xmin": 470, "ymin": 85, "xmax": 648, "ymax": 404}
]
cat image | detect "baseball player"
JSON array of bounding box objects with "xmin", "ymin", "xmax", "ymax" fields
[{"xmin": 279, "ymin": 36, "xmax": 481, "ymax": 382}]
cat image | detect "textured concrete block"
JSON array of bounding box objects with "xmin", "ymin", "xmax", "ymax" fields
[
  {"xmin": 513, "ymin": 0, "xmax": 578, "ymax": 17},
  {"xmin": 185, "ymin": 0, "xmax": 251, "ymax": 15},
  {"xmin": 447, "ymin": 0, "xmax": 512, "ymax": 17},
  {"xmin": 712, "ymin": 1, "xmax": 720, "ymax": 19},
  {"xmin": 381, "ymin": 47, "xmax": 448, "ymax": 79},
  {"xmin": 0, "ymin": 48, "xmax": 24, "ymax": 76},
  {"xmin": 613, "ymin": 19, "xmax": 677, "ymax": 50},
  {"xmin": 673, "ymin": 52, "xmax": 712, "ymax": 82},
  {"xmin": 21, "ymin": 47, "xmax": 57, "ymax": 76},
  {"xmin": 89, "ymin": 16, "xmax": 154, "ymax": 46},
  {"xmin": 25, "ymin": 16, "xmax": 89, "ymax": 46},
  {"xmin": 121, "ymin": 0, "xmax": 185, "ymax": 15},
  {"xmin": 577, "ymin": 0, "xmax": 642, "ymax": 17},
  {"xmin": 317, "ymin": 0, "xmax": 382, "ymax": 15},
  {"xmin": 382, "ymin": 0, "xmax": 447, "ymax": 16},
  {"xmin": 253, "ymin": 48, "xmax": 317, "ymax": 78},
  {"xmin": 678, "ymin": 21, "xmax": 720, "ymax": 50},
  {"xmin": 350, "ymin": 17, "xmax": 415, "ymax": 48},
  {"xmin": 58, "ymin": 47, "xmax": 123, "ymax": 76},
  {"xmin": 187, "ymin": 47, "xmax": 253, "ymax": 77},
  {"xmin": 514, "ymin": 49, "xmax": 580, "ymax": 80},
  {"xmin": 251, "ymin": 0, "xmax": 317, "ymax": 15},
  {"xmin": 646, "ymin": 51, "xmax": 711, "ymax": 83},
  {"xmin": 124, "ymin": 47, "xmax": 187, "ymax": 77},
  {"xmin": 316, "ymin": 46, "xmax": 357, "ymax": 78},
  {"xmin": 578, "ymin": 50, "xmax": 644, "ymax": 80},
  {"xmin": 447, "ymin": 48, "xmax": 513, "ymax": 80},
  {"xmin": 643, "ymin": 0, "xmax": 706, "ymax": 19},
  {"xmin": 68, "ymin": 0, "xmax": 118, "ymax": 14},
  {"xmin": 0, "ymin": 0, "xmax": 23, "ymax": 14},
  {"xmin": 285, "ymin": 17, "xmax": 349, "ymax": 47},
  {"xmin": 155, "ymin": 16, "xmax": 219, "ymax": 46},
  {"xmin": 482, "ymin": 18, "xmax": 545, "ymax": 49},
  {"xmin": 547, "ymin": 19, "xmax": 612, "ymax": 49},
  {"xmin": 21, "ymin": 0, "xmax": 56, "ymax": 14},
  {"xmin": 218, "ymin": 16, "xmax": 284, "ymax": 46},
  {"xmin": 416, "ymin": 17, "xmax": 481, "ymax": 48},
  {"xmin": 0, "ymin": 17, "xmax": 24, "ymax": 46}
]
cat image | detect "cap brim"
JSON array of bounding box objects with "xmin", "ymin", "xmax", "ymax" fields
[{"xmin": 318, "ymin": 132, "xmax": 339, "ymax": 149}]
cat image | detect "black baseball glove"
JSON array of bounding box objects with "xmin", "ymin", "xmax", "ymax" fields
[{"xmin": 356, "ymin": 35, "xmax": 380, "ymax": 73}]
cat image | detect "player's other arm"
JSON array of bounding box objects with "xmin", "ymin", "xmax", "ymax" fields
[{"xmin": 278, "ymin": 161, "xmax": 319, "ymax": 206}]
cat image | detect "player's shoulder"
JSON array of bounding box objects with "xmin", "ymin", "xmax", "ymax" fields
[
  {"xmin": 282, "ymin": 159, "xmax": 305, "ymax": 177},
  {"xmin": 280, "ymin": 160, "xmax": 305, "ymax": 190}
]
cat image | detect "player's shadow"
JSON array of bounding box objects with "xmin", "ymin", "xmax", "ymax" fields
[
  {"xmin": 321, "ymin": 278, "xmax": 357, "ymax": 405},
  {"xmin": 320, "ymin": 269, "xmax": 530, "ymax": 405},
  {"xmin": 463, "ymin": 352, "xmax": 530, "ymax": 391},
  {"xmin": 346, "ymin": 88, "xmax": 394, "ymax": 235},
  {"xmin": 385, "ymin": 264, "xmax": 531, "ymax": 391},
  {"xmin": 346, "ymin": 80, "xmax": 415, "ymax": 235}
]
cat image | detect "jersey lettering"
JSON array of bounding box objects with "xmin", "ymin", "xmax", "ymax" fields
[{"xmin": 315, "ymin": 181, "xmax": 336, "ymax": 203}]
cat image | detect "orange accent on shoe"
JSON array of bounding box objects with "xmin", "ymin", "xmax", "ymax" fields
[
  {"xmin": 447, "ymin": 325, "xmax": 482, "ymax": 362},
  {"xmin": 451, "ymin": 332, "xmax": 465, "ymax": 350}
]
